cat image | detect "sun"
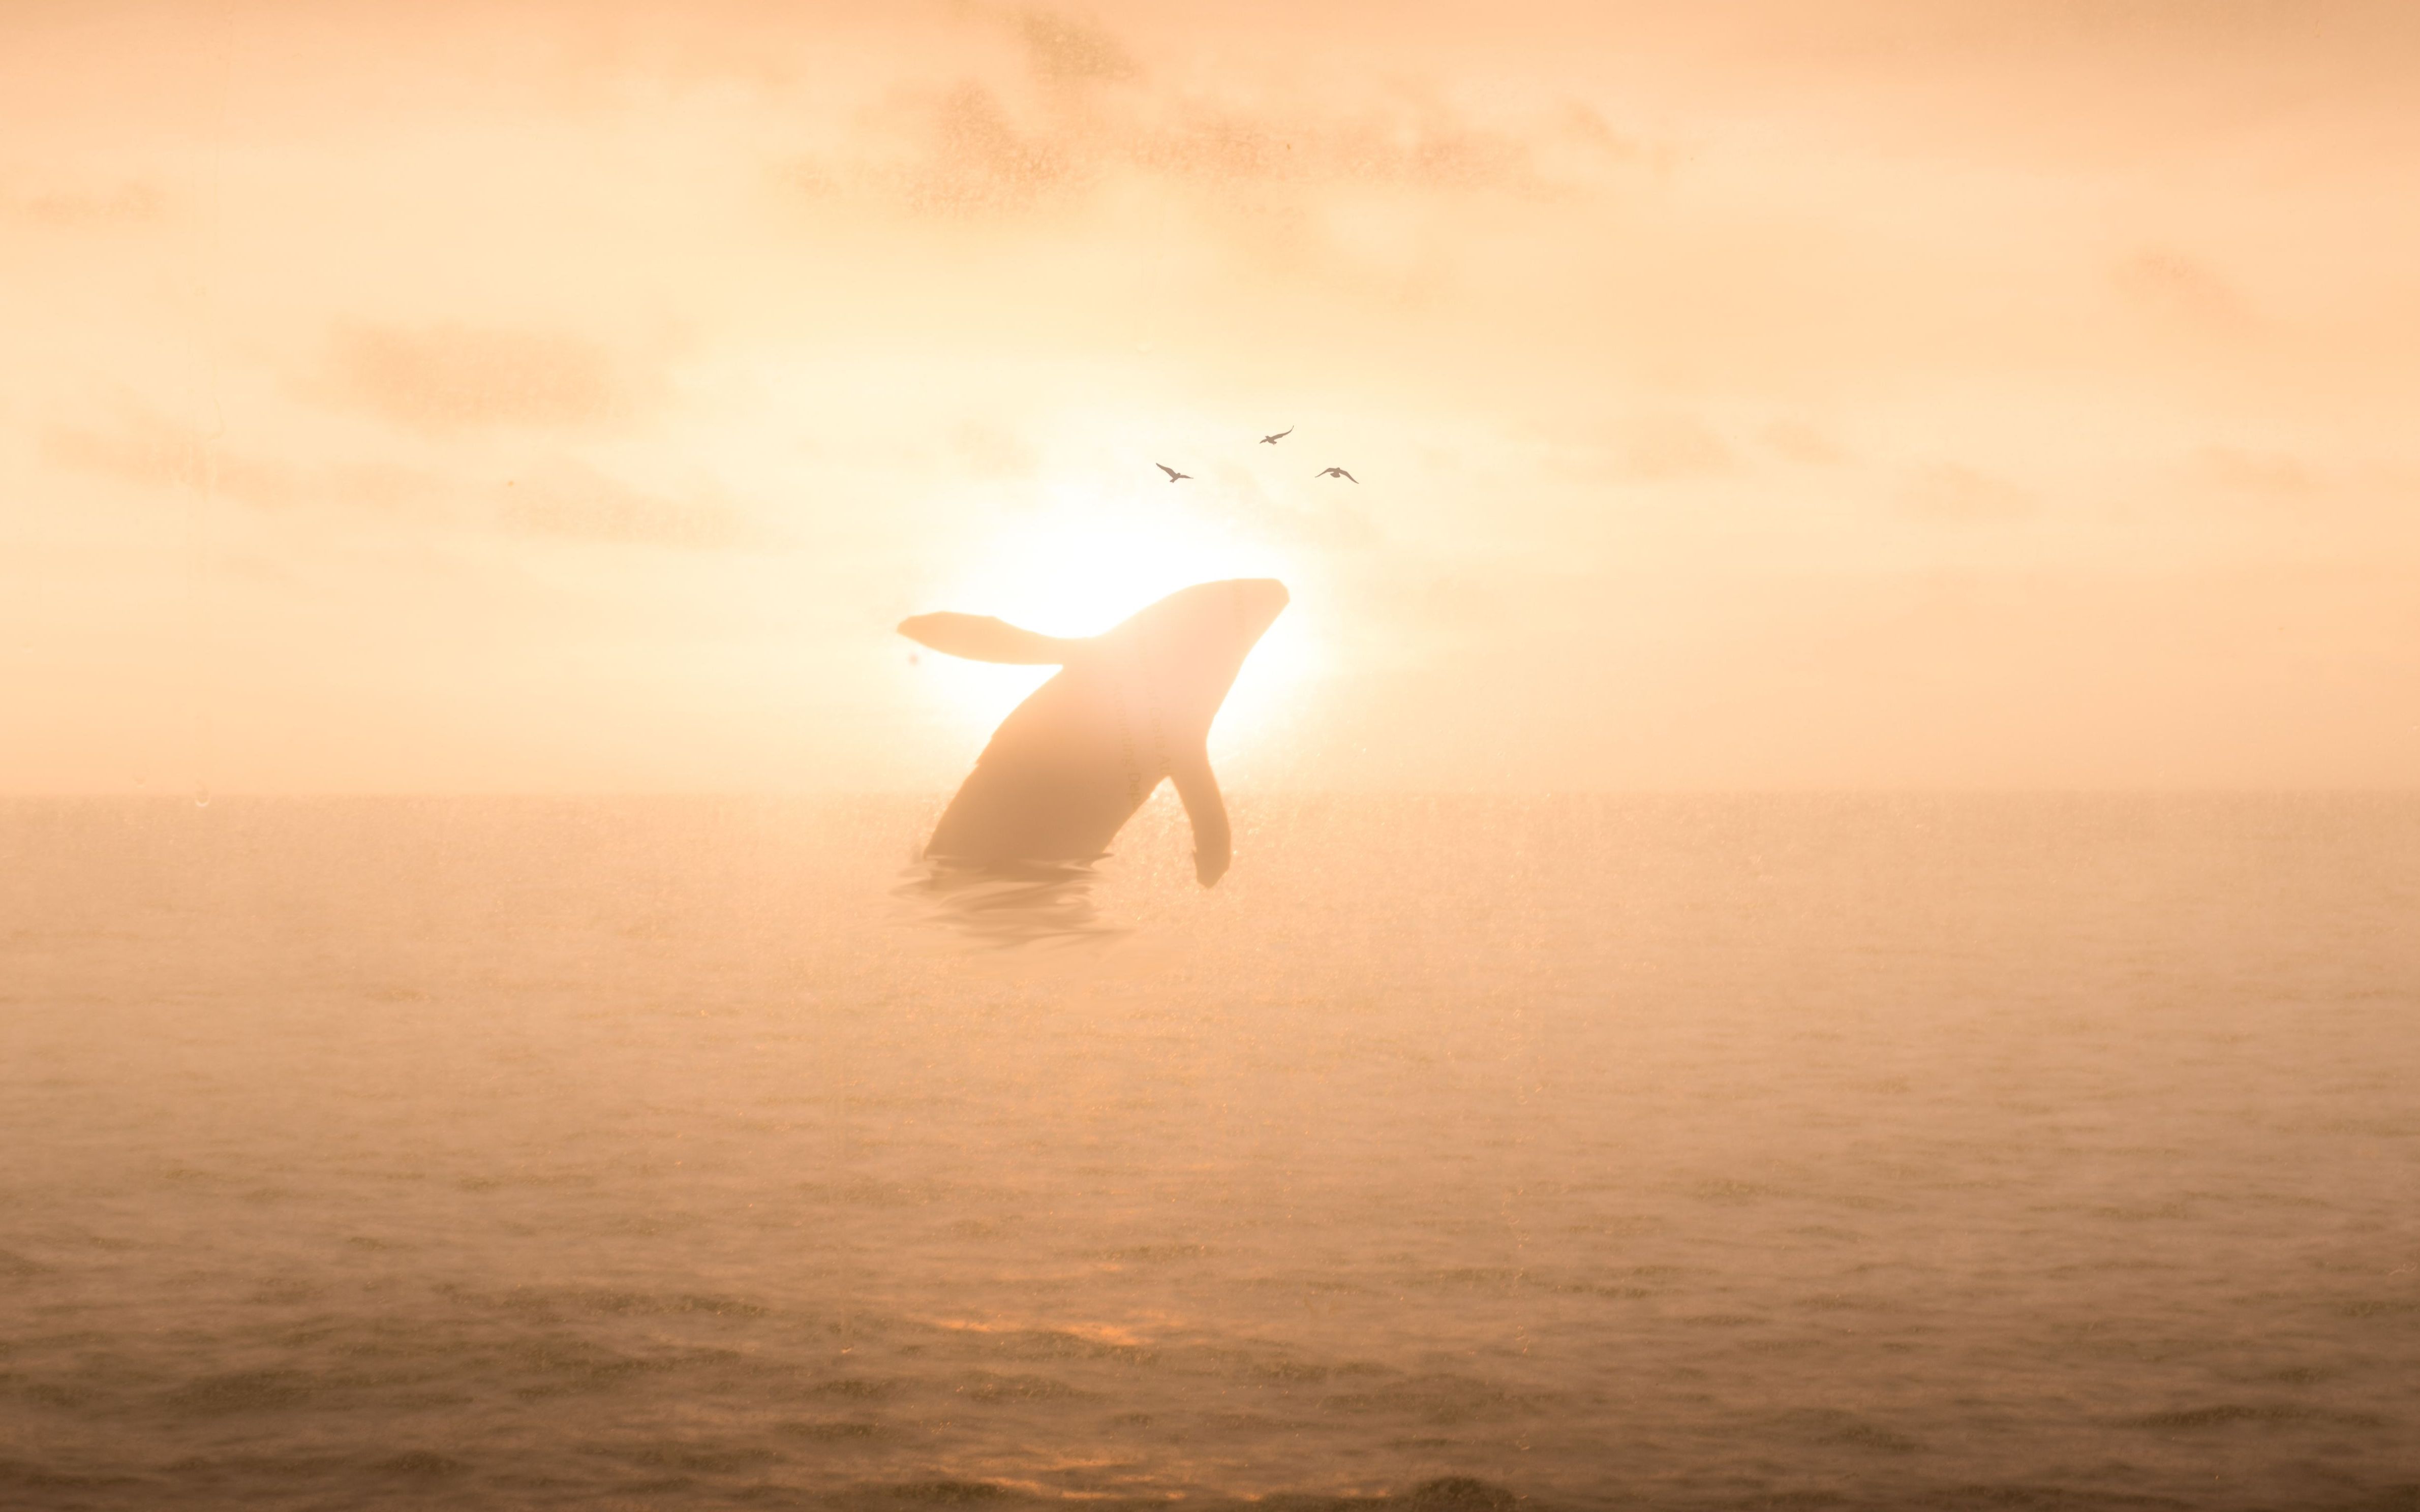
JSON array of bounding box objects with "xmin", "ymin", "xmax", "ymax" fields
[{"xmin": 906, "ymin": 480, "xmax": 1323, "ymax": 763}]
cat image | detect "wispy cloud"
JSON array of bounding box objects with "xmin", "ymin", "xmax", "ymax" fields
[
  {"xmin": 1901, "ymin": 462, "xmax": 2032, "ymax": 520},
  {"xmin": 2194, "ymin": 446, "xmax": 2319, "ymax": 499},
  {"xmin": 319, "ymin": 323, "xmax": 649, "ymax": 435},
  {"xmin": 40, "ymin": 410, "xmax": 441, "ymax": 517},
  {"xmin": 496, "ymin": 459, "xmax": 765, "ymax": 549},
  {"xmin": 1011, "ymin": 7, "xmax": 1139, "ymax": 86},
  {"xmin": 1763, "ymin": 420, "xmax": 1849, "ymax": 466},
  {"xmin": 3, "ymin": 177, "xmax": 167, "ymax": 228},
  {"xmin": 791, "ymin": 9, "xmax": 1650, "ymax": 230},
  {"xmin": 2113, "ymin": 248, "xmax": 2254, "ymax": 336},
  {"xmin": 1547, "ymin": 414, "xmax": 1739, "ymax": 485}
]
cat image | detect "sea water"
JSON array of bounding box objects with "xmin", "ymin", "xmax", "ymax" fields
[{"xmin": 2, "ymin": 795, "xmax": 2415, "ymax": 1509}]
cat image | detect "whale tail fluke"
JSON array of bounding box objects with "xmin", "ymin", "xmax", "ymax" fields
[{"xmin": 897, "ymin": 613, "xmax": 1085, "ymax": 665}]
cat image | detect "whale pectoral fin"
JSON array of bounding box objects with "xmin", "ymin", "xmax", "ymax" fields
[
  {"xmin": 1169, "ymin": 747, "xmax": 1231, "ymax": 887},
  {"xmin": 897, "ymin": 613, "xmax": 1081, "ymax": 665}
]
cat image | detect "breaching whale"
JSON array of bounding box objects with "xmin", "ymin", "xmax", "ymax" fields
[{"xmin": 900, "ymin": 579, "xmax": 1290, "ymax": 886}]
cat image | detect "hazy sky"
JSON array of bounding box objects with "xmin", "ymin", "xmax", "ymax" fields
[{"xmin": 7, "ymin": 1, "xmax": 2417, "ymax": 793}]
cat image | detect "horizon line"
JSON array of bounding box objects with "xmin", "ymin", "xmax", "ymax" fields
[{"xmin": 6, "ymin": 788, "xmax": 2418, "ymax": 802}]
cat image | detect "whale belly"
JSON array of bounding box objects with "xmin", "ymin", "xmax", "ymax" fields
[
  {"xmin": 922, "ymin": 671, "xmax": 1168, "ymax": 866},
  {"xmin": 924, "ymin": 754, "xmax": 1153, "ymax": 865}
]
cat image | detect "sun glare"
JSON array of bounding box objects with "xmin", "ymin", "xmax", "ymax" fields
[{"xmin": 908, "ymin": 481, "xmax": 1323, "ymax": 763}]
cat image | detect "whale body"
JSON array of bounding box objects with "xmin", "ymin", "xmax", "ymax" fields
[{"xmin": 901, "ymin": 579, "xmax": 1289, "ymax": 886}]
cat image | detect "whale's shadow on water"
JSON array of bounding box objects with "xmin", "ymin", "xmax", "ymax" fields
[{"xmin": 891, "ymin": 856, "xmax": 1129, "ymax": 948}]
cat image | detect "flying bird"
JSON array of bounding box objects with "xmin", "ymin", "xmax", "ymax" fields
[
  {"xmin": 1156, "ymin": 464, "xmax": 1191, "ymax": 482},
  {"xmin": 1259, "ymin": 426, "xmax": 1294, "ymax": 444},
  {"xmin": 1315, "ymin": 467, "xmax": 1358, "ymax": 482}
]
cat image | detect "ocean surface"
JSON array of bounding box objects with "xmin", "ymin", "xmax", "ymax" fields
[{"xmin": 3, "ymin": 795, "xmax": 2415, "ymax": 1510}]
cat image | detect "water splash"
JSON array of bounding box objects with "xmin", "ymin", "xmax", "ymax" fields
[{"xmin": 893, "ymin": 857, "xmax": 1127, "ymax": 948}]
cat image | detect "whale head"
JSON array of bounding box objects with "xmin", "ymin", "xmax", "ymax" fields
[{"xmin": 1207, "ymin": 577, "xmax": 1292, "ymax": 648}]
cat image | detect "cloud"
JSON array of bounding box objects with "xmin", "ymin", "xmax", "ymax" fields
[
  {"xmin": 1013, "ymin": 8, "xmax": 1138, "ymax": 85},
  {"xmin": 38, "ymin": 408, "xmax": 756, "ymax": 548},
  {"xmin": 41, "ymin": 412, "xmax": 215, "ymax": 492},
  {"xmin": 2195, "ymin": 446, "xmax": 2319, "ymax": 498},
  {"xmin": 1764, "ymin": 420, "xmax": 1848, "ymax": 465},
  {"xmin": 879, "ymin": 82, "xmax": 1086, "ymax": 219},
  {"xmin": 1900, "ymin": 462, "xmax": 2032, "ymax": 519},
  {"xmin": 42, "ymin": 412, "xmax": 298, "ymax": 509},
  {"xmin": 802, "ymin": 10, "xmax": 1638, "ymax": 231},
  {"xmin": 40, "ymin": 410, "xmax": 443, "ymax": 517},
  {"xmin": 951, "ymin": 421, "xmax": 1041, "ymax": 480},
  {"xmin": 322, "ymin": 323, "xmax": 640, "ymax": 435},
  {"xmin": 1121, "ymin": 92, "xmax": 1541, "ymax": 197},
  {"xmin": 2113, "ymin": 248, "xmax": 2253, "ymax": 334},
  {"xmin": 1549, "ymin": 414, "xmax": 1737, "ymax": 484},
  {"xmin": 496, "ymin": 459, "xmax": 762, "ymax": 549},
  {"xmin": 1621, "ymin": 416, "xmax": 1736, "ymax": 481},
  {"xmin": 4, "ymin": 178, "xmax": 166, "ymax": 228}
]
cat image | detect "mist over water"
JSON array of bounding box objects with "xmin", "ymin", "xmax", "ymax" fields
[{"xmin": 4, "ymin": 795, "xmax": 2417, "ymax": 1509}]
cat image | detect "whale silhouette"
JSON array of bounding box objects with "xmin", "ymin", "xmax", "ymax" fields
[{"xmin": 900, "ymin": 579, "xmax": 1290, "ymax": 886}]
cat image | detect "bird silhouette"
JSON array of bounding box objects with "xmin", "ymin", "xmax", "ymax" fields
[
  {"xmin": 1315, "ymin": 467, "xmax": 1357, "ymax": 482},
  {"xmin": 1157, "ymin": 463, "xmax": 1191, "ymax": 482},
  {"xmin": 1259, "ymin": 426, "xmax": 1294, "ymax": 445}
]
